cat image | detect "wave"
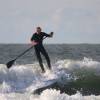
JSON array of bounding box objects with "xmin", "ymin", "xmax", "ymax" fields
[
  {"xmin": 0, "ymin": 89, "xmax": 100, "ymax": 100},
  {"xmin": 0, "ymin": 57, "xmax": 100, "ymax": 99}
]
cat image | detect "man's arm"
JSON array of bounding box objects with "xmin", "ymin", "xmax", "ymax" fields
[
  {"xmin": 30, "ymin": 34, "xmax": 38, "ymax": 45},
  {"xmin": 43, "ymin": 32, "xmax": 54, "ymax": 37},
  {"xmin": 30, "ymin": 34, "xmax": 34, "ymax": 41}
]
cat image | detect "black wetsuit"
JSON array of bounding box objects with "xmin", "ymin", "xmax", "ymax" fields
[{"xmin": 31, "ymin": 32, "xmax": 51, "ymax": 72}]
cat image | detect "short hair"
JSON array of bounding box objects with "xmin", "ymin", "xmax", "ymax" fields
[{"xmin": 37, "ymin": 27, "xmax": 41, "ymax": 29}]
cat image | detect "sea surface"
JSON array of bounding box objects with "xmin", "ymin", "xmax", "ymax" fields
[{"xmin": 0, "ymin": 44, "xmax": 100, "ymax": 100}]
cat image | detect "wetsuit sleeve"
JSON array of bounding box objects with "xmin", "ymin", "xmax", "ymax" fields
[
  {"xmin": 31, "ymin": 34, "xmax": 35, "ymax": 41},
  {"xmin": 43, "ymin": 32, "xmax": 51, "ymax": 37}
]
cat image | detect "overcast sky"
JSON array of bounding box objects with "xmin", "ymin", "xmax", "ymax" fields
[{"xmin": 0, "ymin": 0, "xmax": 100, "ymax": 44}]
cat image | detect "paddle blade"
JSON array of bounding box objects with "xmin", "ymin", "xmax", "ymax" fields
[{"xmin": 6, "ymin": 60, "xmax": 15, "ymax": 69}]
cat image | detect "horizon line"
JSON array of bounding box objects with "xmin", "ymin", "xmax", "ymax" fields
[{"xmin": 0, "ymin": 43, "xmax": 100, "ymax": 45}]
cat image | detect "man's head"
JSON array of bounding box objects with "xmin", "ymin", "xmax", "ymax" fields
[{"xmin": 36, "ymin": 27, "xmax": 42, "ymax": 33}]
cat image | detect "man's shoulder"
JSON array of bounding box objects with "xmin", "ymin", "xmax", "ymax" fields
[
  {"xmin": 34, "ymin": 32, "xmax": 37, "ymax": 34},
  {"xmin": 41, "ymin": 32, "xmax": 46, "ymax": 35},
  {"xmin": 33, "ymin": 32, "xmax": 37, "ymax": 35},
  {"xmin": 41, "ymin": 32, "xmax": 45, "ymax": 33},
  {"xmin": 33, "ymin": 32, "xmax": 46, "ymax": 36}
]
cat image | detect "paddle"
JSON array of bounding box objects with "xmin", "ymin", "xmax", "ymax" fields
[{"xmin": 6, "ymin": 46, "xmax": 34, "ymax": 68}]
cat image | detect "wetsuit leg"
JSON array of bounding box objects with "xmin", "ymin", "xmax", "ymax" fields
[
  {"xmin": 34, "ymin": 47, "xmax": 45, "ymax": 72},
  {"xmin": 40, "ymin": 45, "xmax": 51, "ymax": 69}
]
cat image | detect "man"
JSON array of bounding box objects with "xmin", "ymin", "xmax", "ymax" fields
[{"xmin": 31, "ymin": 27, "xmax": 53, "ymax": 73}]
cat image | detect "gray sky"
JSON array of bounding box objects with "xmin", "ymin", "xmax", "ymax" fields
[{"xmin": 0, "ymin": 0, "xmax": 100, "ymax": 44}]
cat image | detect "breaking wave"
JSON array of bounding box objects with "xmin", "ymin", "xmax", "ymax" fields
[{"xmin": 0, "ymin": 57, "xmax": 100, "ymax": 99}]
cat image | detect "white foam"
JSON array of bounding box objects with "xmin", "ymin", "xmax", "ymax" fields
[
  {"xmin": 32, "ymin": 89, "xmax": 100, "ymax": 100},
  {"xmin": 0, "ymin": 89, "xmax": 100, "ymax": 100},
  {"xmin": 0, "ymin": 57, "xmax": 100, "ymax": 99},
  {"xmin": 55, "ymin": 57, "xmax": 100, "ymax": 75}
]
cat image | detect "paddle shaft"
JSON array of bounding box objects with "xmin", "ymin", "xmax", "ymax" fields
[{"xmin": 14, "ymin": 46, "xmax": 34, "ymax": 61}]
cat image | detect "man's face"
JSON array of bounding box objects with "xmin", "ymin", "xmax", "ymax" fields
[{"xmin": 37, "ymin": 27, "xmax": 41, "ymax": 33}]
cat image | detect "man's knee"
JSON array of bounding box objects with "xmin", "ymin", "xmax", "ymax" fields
[
  {"xmin": 45, "ymin": 55, "xmax": 50, "ymax": 62},
  {"xmin": 38, "ymin": 58, "xmax": 42, "ymax": 64},
  {"xmin": 36, "ymin": 54, "xmax": 42, "ymax": 63}
]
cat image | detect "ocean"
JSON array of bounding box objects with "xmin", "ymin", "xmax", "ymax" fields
[{"xmin": 0, "ymin": 44, "xmax": 100, "ymax": 100}]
